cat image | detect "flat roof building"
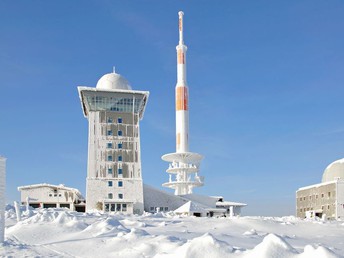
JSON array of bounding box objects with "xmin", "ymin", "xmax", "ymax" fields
[
  {"xmin": 18, "ymin": 183, "xmax": 85, "ymax": 212},
  {"xmin": 296, "ymin": 158, "xmax": 344, "ymax": 220}
]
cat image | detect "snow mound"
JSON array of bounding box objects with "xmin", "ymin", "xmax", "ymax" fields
[
  {"xmin": 244, "ymin": 233, "xmax": 297, "ymax": 258},
  {"xmin": 243, "ymin": 229, "xmax": 258, "ymax": 236},
  {"xmin": 3, "ymin": 209, "xmax": 344, "ymax": 257},
  {"xmin": 165, "ymin": 233, "xmax": 234, "ymax": 258},
  {"xmin": 122, "ymin": 228, "xmax": 150, "ymax": 240},
  {"xmin": 120, "ymin": 218, "xmax": 146, "ymax": 228},
  {"xmin": 300, "ymin": 245, "xmax": 340, "ymax": 258},
  {"xmin": 83, "ymin": 217, "xmax": 128, "ymax": 236}
]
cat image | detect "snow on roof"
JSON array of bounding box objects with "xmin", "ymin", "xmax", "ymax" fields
[
  {"xmin": 182, "ymin": 194, "xmax": 246, "ymax": 208},
  {"xmin": 174, "ymin": 201, "xmax": 207, "ymax": 214},
  {"xmin": 297, "ymin": 180, "xmax": 338, "ymax": 191},
  {"xmin": 17, "ymin": 183, "xmax": 84, "ymax": 198},
  {"xmin": 216, "ymin": 201, "xmax": 247, "ymax": 207}
]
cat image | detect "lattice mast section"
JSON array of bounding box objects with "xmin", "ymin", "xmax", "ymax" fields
[{"xmin": 162, "ymin": 11, "xmax": 204, "ymax": 195}]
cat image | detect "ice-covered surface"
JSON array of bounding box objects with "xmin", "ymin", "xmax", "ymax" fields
[{"xmin": 1, "ymin": 206, "xmax": 343, "ymax": 257}]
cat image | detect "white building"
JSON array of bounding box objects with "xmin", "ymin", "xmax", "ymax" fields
[
  {"xmin": 0, "ymin": 156, "xmax": 6, "ymax": 242},
  {"xmin": 78, "ymin": 71, "xmax": 149, "ymax": 214},
  {"xmin": 296, "ymin": 158, "xmax": 344, "ymax": 220},
  {"xmin": 143, "ymin": 184, "xmax": 246, "ymax": 217},
  {"xmin": 18, "ymin": 183, "xmax": 85, "ymax": 211}
]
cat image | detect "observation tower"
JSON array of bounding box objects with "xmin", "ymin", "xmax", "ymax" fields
[
  {"xmin": 78, "ymin": 71, "xmax": 149, "ymax": 214},
  {"xmin": 162, "ymin": 11, "xmax": 204, "ymax": 195}
]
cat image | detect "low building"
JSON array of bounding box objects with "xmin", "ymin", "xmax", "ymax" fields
[
  {"xmin": 18, "ymin": 183, "xmax": 85, "ymax": 212},
  {"xmin": 143, "ymin": 184, "xmax": 246, "ymax": 217},
  {"xmin": 296, "ymin": 158, "xmax": 344, "ymax": 220}
]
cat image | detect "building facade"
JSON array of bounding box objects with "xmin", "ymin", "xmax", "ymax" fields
[
  {"xmin": 18, "ymin": 183, "xmax": 85, "ymax": 211},
  {"xmin": 78, "ymin": 72, "xmax": 149, "ymax": 214},
  {"xmin": 296, "ymin": 158, "xmax": 344, "ymax": 219}
]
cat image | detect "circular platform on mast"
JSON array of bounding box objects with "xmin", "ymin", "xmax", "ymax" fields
[{"xmin": 161, "ymin": 152, "xmax": 203, "ymax": 163}]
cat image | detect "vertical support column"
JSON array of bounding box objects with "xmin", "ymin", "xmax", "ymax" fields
[{"xmin": 0, "ymin": 156, "xmax": 6, "ymax": 243}]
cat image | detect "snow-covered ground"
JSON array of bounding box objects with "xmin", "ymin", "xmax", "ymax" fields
[{"xmin": 1, "ymin": 206, "xmax": 343, "ymax": 258}]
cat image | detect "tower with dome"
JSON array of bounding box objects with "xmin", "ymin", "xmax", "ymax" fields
[
  {"xmin": 78, "ymin": 71, "xmax": 149, "ymax": 214},
  {"xmin": 296, "ymin": 158, "xmax": 344, "ymax": 220}
]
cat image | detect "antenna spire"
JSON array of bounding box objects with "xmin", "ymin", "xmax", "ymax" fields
[{"xmin": 178, "ymin": 11, "xmax": 184, "ymax": 45}]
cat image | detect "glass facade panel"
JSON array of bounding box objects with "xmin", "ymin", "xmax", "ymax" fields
[{"xmin": 83, "ymin": 92, "xmax": 146, "ymax": 115}]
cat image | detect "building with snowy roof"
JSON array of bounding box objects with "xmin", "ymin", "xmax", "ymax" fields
[
  {"xmin": 78, "ymin": 71, "xmax": 149, "ymax": 214},
  {"xmin": 18, "ymin": 183, "xmax": 85, "ymax": 212},
  {"xmin": 143, "ymin": 184, "xmax": 246, "ymax": 217},
  {"xmin": 296, "ymin": 158, "xmax": 344, "ymax": 220}
]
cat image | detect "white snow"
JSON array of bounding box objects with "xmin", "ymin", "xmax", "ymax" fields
[{"xmin": 1, "ymin": 206, "xmax": 343, "ymax": 258}]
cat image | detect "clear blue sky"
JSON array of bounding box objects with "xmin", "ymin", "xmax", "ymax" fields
[{"xmin": 1, "ymin": 1, "xmax": 343, "ymax": 216}]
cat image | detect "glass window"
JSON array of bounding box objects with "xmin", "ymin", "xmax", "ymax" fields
[
  {"xmin": 118, "ymin": 156, "xmax": 122, "ymax": 162},
  {"xmin": 118, "ymin": 168, "xmax": 123, "ymax": 174},
  {"xmin": 108, "ymin": 193, "xmax": 113, "ymax": 199},
  {"xmin": 108, "ymin": 181, "xmax": 113, "ymax": 187},
  {"xmin": 105, "ymin": 204, "xmax": 109, "ymax": 212},
  {"xmin": 122, "ymin": 203, "xmax": 127, "ymax": 212},
  {"xmin": 107, "ymin": 155, "xmax": 113, "ymax": 161},
  {"xmin": 118, "ymin": 130, "xmax": 122, "ymax": 136},
  {"xmin": 108, "ymin": 167, "xmax": 113, "ymax": 174},
  {"xmin": 107, "ymin": 117, "xmax": 113, "ymax": 123},
  {"xmin": 116, "ymin": 204, "xmax": 121, "ymax": 211},
  {"xmin": 164, "ymin": 207, "xmax": 168, "ymax": 211},
  {"xmin": 107, "ymin": 130, "xmax": 113, "ymax": 136},
  {"xmin": 107, "ymin": 142, "xmax": 113, "ymax": 148},
  {"xmin": 118, "ymin": 117, "xmax": 122, "ymax": 124},
  {"xmin": 118, "ymin": 143, "xmax": 123, "ymax": 149},
  {"xmin": 118, "ymin": 181, "xmax": 123, "ymax": 187},
  {"xmin": 110, "ymin": 204, "xmax": 115, "ymax": 211},
  {"xmin": 118, "ymin": 193, "xmax": 123, "ymax": 199}
]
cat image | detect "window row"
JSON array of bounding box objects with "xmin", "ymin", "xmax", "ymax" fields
[
  {"xmin": 149, "ymin": 206, "xmax": 169, "ymax": 212},
  {"xmin": 107, "ymin": 193, "xmax": 123, "ymax": 199},
  {"xmin": 107, "ymin": 181, "xmax": 123, "ymax": 187},
  {"xmin": 107, "ymin": 130, "xmax": 123, "ymax": 136},
  {"xmin": 48, "ymin": 193, "xmax": 62, "ymax": 197},
  {"xmin": 104, "ymin": 203, "xmax": 127, "ymax": 212},
  {"xmin": 299, "ymin": 204, "xmax": 332, "ymax": 213},
  {"xmin": 107, "ymin": 117, "xmax": 123, "ymax": 124},
  {"xmin": 107, "ymin": 167, "xmax": 122, "ymax": 174},
  {"xmin": 299, "ymin": 192, "xmax": 333, "ymax": 201},
  {"xmin": 107, "ymin": 155, "xmax": 123, "ymax": 162},
  {"xmin": 107, "ymin": 142, "xmax": 123, "ymax": 149}
]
